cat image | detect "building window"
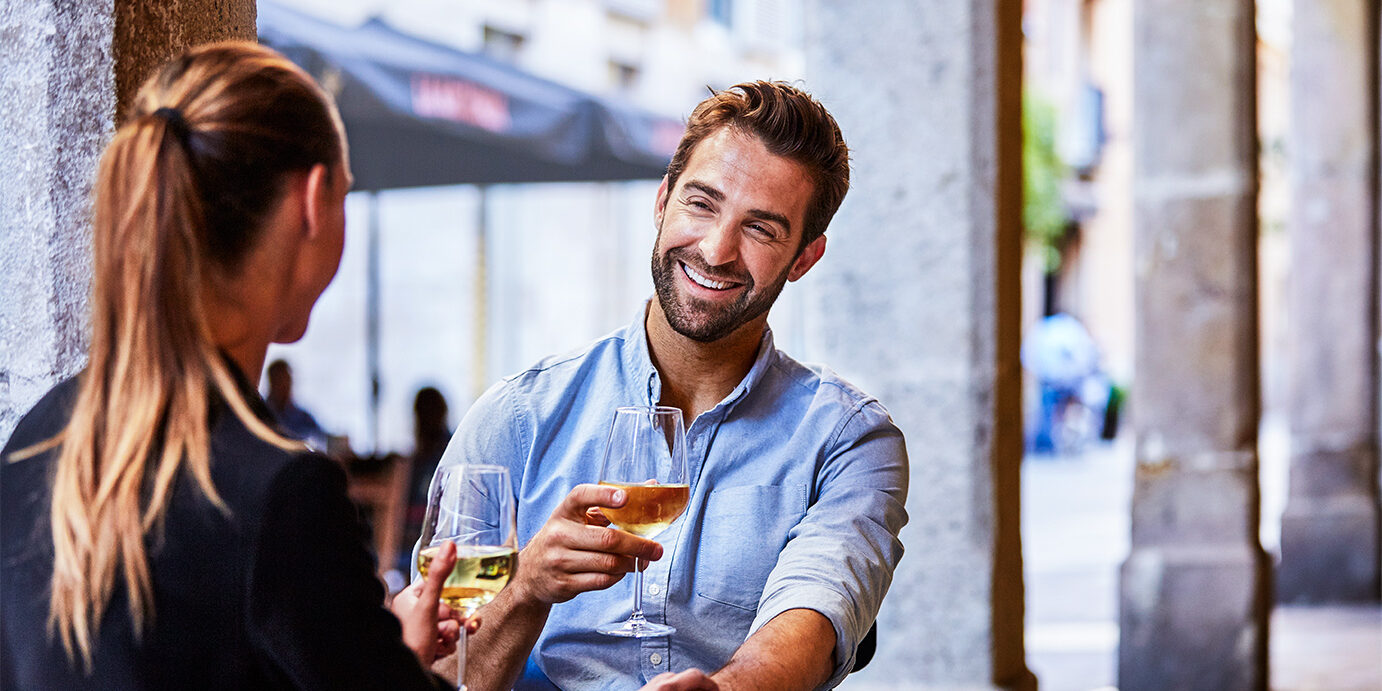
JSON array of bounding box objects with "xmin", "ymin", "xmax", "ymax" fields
[
  {"xmin": 609, "ymin": 61, "xmax": 640, "ymax": 93},
  {"xmin": 482, "ymin": 26, "xmax": 526, "ymax": 63}
]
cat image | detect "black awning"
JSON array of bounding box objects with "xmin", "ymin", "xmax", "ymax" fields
[{"xmin": 258, "ymin": 1, "xmax": 683, "ymax": 189}]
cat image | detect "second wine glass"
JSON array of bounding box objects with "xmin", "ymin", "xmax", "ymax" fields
[
  {"xmin": 417, "ymin": 464, "xmax": 517, "ymax": 690},
  {"xmin": 596, "ymin": 405, "xmax": 689, "ymax": 638}
]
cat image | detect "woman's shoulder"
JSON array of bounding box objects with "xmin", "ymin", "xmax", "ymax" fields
[
  {"xmin": 205, "ymin": 410, "xmax": 345, "ymax": 513},
  {"xmin": 2, "ymin": 373, "xmax": 82, "ymax": 460}
]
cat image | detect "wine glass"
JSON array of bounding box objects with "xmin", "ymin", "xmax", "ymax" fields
[
  {"xmin": 416, "ymin": 464, "xmax": 517, "ymax": 690},
  {"xmin": 595, "ymin": 406, "xmax": 689, "ymax": 638}
]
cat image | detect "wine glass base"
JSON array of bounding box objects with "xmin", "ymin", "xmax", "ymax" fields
[{"xmin": 597, "ymin": 619, "xmax": 675, "ymax": 638}]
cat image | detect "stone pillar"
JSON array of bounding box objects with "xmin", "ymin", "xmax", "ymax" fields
[
  {"xmin": 1279, "ymin": 0, "xmax": 1382, "ymax": 604},
  {"xmin": 1120, "ymin": 1, "xmax": 1269, "ymax": 690},
  {"xmin": 804, "ymin": 2, "xmax": 1031, "ymax": 688},
  {"xmin": 0, "ymin": 0, "xmax": 254, "ymax": 443}
]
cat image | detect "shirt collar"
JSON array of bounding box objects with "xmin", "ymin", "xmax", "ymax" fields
[{"xmin": 622, "ymin": 298, "xmax": 779, "ymax": 413}]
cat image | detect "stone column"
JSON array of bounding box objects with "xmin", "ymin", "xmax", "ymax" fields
[
  {"xmin": 1121, "ymin": 1, "xmax": 1269, "ymax": 690},
  {"xmin": 804, "ymin": 2, "xmax": 1031, "ymax": 688},
  {"xmin": 1279, "ymin": 0, "xmax": 1382, "ymax": 604},
  {"xmin": 0, "ymin": 0, "xmax": 254, "ymax": 443}
]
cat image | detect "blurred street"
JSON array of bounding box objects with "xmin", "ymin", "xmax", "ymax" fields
[{"xmin": 1023, "ymin": 421, "xmax": 1382, "ymax": 691}]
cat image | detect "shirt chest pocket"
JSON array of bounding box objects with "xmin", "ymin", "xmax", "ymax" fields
[{"xmin": 693, "ymin": 483, "xmax": 808, "ymax": 612}]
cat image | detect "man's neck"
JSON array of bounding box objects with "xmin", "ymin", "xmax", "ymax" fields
[{"xmin": 644, "ymin": 300, "xmax": 766, "ymax": 424}]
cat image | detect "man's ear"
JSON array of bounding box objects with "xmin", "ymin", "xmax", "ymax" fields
[
  {"xmin": 301, "ymin": 163, "xmax": 331, "ymax": 239},
  {"xmin": 787, "ymin": 235, "xmax": 827, "ymax": 282},
  {"xmin": 653, "ymin": 175, "xmax": 670, "ymax": 229}
]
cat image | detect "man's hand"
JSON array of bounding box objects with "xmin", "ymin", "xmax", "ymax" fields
[
  {"xmin": 641, "ymin": 669, "xmax": 720, "ymax": 690},
  {"xmin": 391, "ymin": 540, "xmax": 463, "ymax": 664},
  {"xmin": 509, "ymin": 483, "xmax": 664, "ymax": 605}
]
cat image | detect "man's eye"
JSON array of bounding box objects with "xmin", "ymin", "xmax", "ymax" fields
[{"xmin": 688, "ymin": 200, "xmax": 712, "ymax": 211}]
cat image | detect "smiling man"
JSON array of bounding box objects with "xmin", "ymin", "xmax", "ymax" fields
[{"xmin": 435, "ymin": 82, "xmax": 908, "ymax": 691}]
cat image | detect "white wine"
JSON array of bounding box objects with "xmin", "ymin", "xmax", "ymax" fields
[
  {"xmin": 599, "ymin": 482, "xmax": 689, "ymax": 537},
  {"xmin": 417, "ymin": 544, "xmax": 516, "ymax": 615}
]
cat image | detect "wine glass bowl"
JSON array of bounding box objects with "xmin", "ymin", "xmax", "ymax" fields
[
  {"xmin": 597, "ymin": 481, "xmax": 690, "ymax": 538},
  {"xmin": 595, "ymin": 406, "xmax": 689, "ymax": 638}
]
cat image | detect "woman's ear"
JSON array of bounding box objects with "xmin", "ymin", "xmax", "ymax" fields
[{"xmin": 300, "ymin": 163, "xmax": 331, "ymax": 239}]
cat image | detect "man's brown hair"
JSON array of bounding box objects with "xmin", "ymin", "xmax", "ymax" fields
[{"xmin": 664, "ymin": 81, "xmax": 850, "ymax": 249}]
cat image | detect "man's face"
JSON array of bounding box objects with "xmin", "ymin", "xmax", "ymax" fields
[{"xmin": 651, "ymin": 127, "xmax": 825, "ymax": 343}]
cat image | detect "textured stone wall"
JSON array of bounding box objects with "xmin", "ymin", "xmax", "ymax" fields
[
  {"xmin": 803, "ymin": 1, "xmax": 1030, "ymax": 688},
  {"xmin": 0, "ymin": 0, "xmax": 254, "ymax": 445},
  {"xmin": 1279, "ymin": 0, "xmax": 1382, "ymax": 604},
  {"xmin": 1119, "ymin": 1, "xmax": 1269, "ymax": 689},
  {"xmin": 0, "ymin": 0, "xmax": 113, "ymax": 444}
]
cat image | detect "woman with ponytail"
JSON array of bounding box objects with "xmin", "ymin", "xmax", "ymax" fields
[{"xmin": 1, "ymin": 41, "xmax": 467, "ymax": 689}]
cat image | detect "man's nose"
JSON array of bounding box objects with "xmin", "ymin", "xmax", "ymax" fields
[{"xmin": 697, "ymin": 220, "xmax": 738, "ymax": 266}]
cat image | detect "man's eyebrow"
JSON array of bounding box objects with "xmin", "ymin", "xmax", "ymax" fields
[
  {"xmin": 683, "ymin": 180, "xmax": 725, "ymax": 202},
  {"xmin": 683, "ymin": 180, "xmax": 792, "ymax": 232}
]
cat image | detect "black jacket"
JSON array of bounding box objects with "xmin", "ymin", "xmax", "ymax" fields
[{"xmin": 1, "ymin": 373, "xmax": 446, "ymax": 690}]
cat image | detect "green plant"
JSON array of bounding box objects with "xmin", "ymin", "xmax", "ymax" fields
[{"xmin": 1023, "ymin": 90, "xmax": 1068, "ymax": 272}]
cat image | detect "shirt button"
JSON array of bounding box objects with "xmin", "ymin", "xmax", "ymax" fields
[
  {"xmin": 648, "ymin": 584, "xmax": 661, "ymax": 595},
  {"xmin": 650, "ymin": 653, "xmax": 663, "ymax": 665}
]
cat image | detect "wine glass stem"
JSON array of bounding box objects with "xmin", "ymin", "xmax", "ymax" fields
[
  {"xmin": 630, "ymin": 562, "xmax": 647, "ymax": 623},
  {"xmin": 456, "ymin": 615, "xmax": 468, "ymax": 691}
]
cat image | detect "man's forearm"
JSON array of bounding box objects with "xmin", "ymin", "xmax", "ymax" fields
[
  {"xmin": 710, "ymin": 609, "xmax": 837, "ymax": 691},
  {"xmin": 459, "ymin": 584, "xmax": 552, "ymax": 691}
]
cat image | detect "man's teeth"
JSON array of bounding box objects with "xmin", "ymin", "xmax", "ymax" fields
[{"xmin": 684, "ymin": 263, "xmax": 731, "ymax": 290}]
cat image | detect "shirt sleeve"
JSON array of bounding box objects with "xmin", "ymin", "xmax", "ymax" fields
[
  {"xmin": 747, "ymin": 399, "xmax": 909, "ymax": 689},
  {"xmin": 247, "ymin": 454, "xmax": 445, "ymax": 690}
]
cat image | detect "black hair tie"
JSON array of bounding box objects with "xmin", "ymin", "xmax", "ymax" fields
[{"xmin": 153, "ymin": 106, "xmax": 191, "ymax": 143}]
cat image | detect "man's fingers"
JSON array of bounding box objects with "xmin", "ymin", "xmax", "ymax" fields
[
  {"xmin": 584, "ymin": 523, "xmax": 663, "ymax": 562},
  {"xmin": 419, "ymin": 540, "xmax": 456, "ymax": 602},
  {"xmin": 550, "ymin": 544, "xmax": 641, "ymax": 575},
  {"xmin": 465, "ymin": 614, "xmax": 482, "ymax": 635},
  {"xmin": 557, "ymin": 483, "xmax": 626, "ymax": 520},
  {"xmin": 584, "ymin": 506, "xmax": 611, "ymax": 526}
]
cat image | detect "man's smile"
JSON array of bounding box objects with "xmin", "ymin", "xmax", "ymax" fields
[{"xmin": 681, "ymin": 261, "xmax": 741, "ymax": 292}]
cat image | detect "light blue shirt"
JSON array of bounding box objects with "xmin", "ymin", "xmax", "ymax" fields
[{"xmin": 439, "ymin": 304, "xmax": 908, "ymax": 689}]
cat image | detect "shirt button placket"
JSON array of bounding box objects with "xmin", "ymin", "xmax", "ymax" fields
[{"xmin": 640, "ymin": 634, "xmax": 671, "ymax": 677}]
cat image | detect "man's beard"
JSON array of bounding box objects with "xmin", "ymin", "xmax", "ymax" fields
[{"xmin": 650, "ymin": 241, "xmax": 791, "ymax": 344}]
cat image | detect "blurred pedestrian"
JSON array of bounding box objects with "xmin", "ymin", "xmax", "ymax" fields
[
  {"xmin": 1, "ymin": 41, "xmax": 466, "ymax": 690},
  {"xmin": 1021, "ymin": 311, "xmax": 1107, "ymax": 454},
  {"xmin": 265, "ymin": 358, "xmax": 329, "ymax": 451}
]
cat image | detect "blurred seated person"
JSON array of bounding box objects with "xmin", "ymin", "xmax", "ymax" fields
[
  {"xmin": 1, "ymin": 41, "xmax": 467, "ymax": 690},
  {"xmin": 265, "ymin": 358, "xmax": 329, "ymax": 451},
  {"xmin": 400, "ymin": 386, "xmax": 451, "ymax": 573}
]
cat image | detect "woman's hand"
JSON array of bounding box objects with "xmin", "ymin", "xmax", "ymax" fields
[
  {"xmin": 390, "ymin": 541, "xmax": 473, "ymax": 664},
  {"xmin": 640, "ymin": 669, "xmax": 719, "ymax": 690}
]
